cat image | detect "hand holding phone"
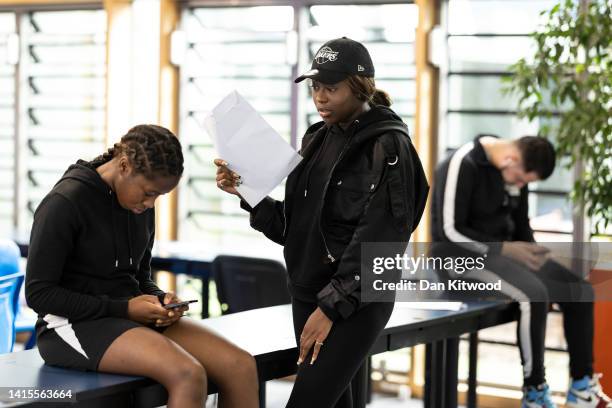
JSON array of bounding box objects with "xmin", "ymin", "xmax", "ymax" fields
[{"xmin": 163, "ymin": 299, "xmax": 198, "ymax": 310}]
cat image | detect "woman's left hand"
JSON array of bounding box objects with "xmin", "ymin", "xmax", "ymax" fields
[
  {"xmin": 297, "ymin": 307, "xmax": 333, "ymax": 366},
  {"xmin": 155, "ymin": 292, "xmax": 189, "ymax": 328}
]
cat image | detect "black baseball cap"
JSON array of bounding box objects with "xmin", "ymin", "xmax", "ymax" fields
[{"xmin": 294, "ymin": 37, "xmax": 375, "ymax": 84}]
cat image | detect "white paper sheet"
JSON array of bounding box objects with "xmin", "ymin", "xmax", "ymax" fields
[{"xmin": 204, "ymin": 91, "xmax": 302, "ymax": 207}]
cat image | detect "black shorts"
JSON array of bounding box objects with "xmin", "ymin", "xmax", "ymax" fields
[{"xmin": 36, "ymin": 315, "xmax": 168, "ymax": 371}]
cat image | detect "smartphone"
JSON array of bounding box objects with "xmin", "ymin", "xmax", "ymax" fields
[{"xmin": 163, "ymin": 299, "xmax": 198, "ymax": 309}]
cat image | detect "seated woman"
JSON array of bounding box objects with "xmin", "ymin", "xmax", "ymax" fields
[{"xmin": 25, "ymin": 124, "xmax": 259, "ymax": 408}]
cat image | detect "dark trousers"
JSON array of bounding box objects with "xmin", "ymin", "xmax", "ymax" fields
[
  {"xmin": 465, "ymin": 256, "xmax": 594, "ymax": 386},
  {"xmin": 286, "ymin": 298, "xmax": 394, "ymax": 408}
]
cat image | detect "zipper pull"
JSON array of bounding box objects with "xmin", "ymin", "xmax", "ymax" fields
[
  {"xmin": 327, "ymin": 253, "xmax": 335, "ymax": 263},
  {"xmin": 129, "ymin": 257, "xmax": 133, "ymax": 266},
  {"xmin": 304, "ymin": 189, "xmax": 308, "ymax": 197},
  {"xmin": 115, "ymin": 259, "xmax": 118, "ymax": 267}
]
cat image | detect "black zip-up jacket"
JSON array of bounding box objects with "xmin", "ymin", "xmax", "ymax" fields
[
  {"xmin": 431, "ymin": 135, "xmax": 534, "ymax": 255},
  {"xmin": 25, "ymin": 161, "xmax": 165, "ymax": 329},
  {"xmin": 241, "ymin": 106, "xmax": 429, "ymax": 321}
]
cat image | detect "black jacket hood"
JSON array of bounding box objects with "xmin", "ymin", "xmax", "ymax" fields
[
  {"xmin": 57, "ymin": 160, "xmax": 114, "ymax": 194},
  {"xmin": 303, "ymin": 104, "xmax": 407, "ymax": 148},
  {"xmin": 57, "ymin": 160, "xmax": 136, "ymax": 269},
  {"xmin": 350, "ymin": 104, "xmax": 407, "ymax": 144}
]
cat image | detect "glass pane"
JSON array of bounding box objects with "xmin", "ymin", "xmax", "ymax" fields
[
  {"xmin": 0, "ymin": 13, "xmax": 15, "ymax": 34},
  {"xmin": 448, "ymin": 36, "xmax": 535, "ymax": 73},
  {"xmin": 444, "ymin": 112, "xmax": 559, "ymax": 150},
  {"xmin": 19, "ymin": 9, "xmax": 107, "ymax": 231},
  {"xmin": 448, "ymin": 75, "xmax": 517, "ymax": 111},
  {"xmin": 448, "ymin": 74, "xmax": 571, "ymax": 112},
  {"xmin": 186, "ymin": 6, "xmax": 293, "ymax": 32},
  {"xmin": 529, "ymin": 192, "xmax": 573, "ymax": 234},
  {"xmin": 309, "ymin": 4, "xmax": 417, "ymax": 42},
  {"xmin": 0, "ymin": 12, "xmax": 15, "ymax": 232},
  {"xmin": 178, "ymin": 6, "xmax": 294, "ymax": 244},
  {"xmin": 448, "ymin": 0, "xmax": 558, "ymax": 35}
]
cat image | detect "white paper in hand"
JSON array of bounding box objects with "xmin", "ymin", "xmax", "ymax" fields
[{"xmin": 204, "ymin": 91, "xmax": 302, "ymax": 207}]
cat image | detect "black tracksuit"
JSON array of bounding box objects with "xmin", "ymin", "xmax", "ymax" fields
[
  {"xmin": 242, "ymin": 105, "xmax": 428, "ymax": 407},
  {"xmin": 431, "ymin": 135, "xmax": 594, "ymax": 386}
]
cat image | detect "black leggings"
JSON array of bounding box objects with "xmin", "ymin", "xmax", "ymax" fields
[
  {"xmin": 286, "ymin": 298, "xmax": 394, "ymax": 408},
  {"xmin": 464, "ymin": 256, "xmax": 594, "ymax": 386}
]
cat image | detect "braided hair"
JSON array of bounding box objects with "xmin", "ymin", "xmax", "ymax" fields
[{"xmin": 92, "ymin": 124, "xmax": 184, "ymax": 179}]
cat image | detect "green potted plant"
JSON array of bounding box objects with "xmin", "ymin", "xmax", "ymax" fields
[
  {"xmin": 503, "ymin": 0, "xmax": 611, "ymax": 391},
  {"xmin": 503, "ymin": 0, "xmax": 611, "ymax": 234}
]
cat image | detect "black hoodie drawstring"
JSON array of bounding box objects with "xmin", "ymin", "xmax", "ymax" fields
[
  {"xmin": 109, "ymin": 189, "xmax": 133, "ymax": 268},
  {"xmin": 127, "ymin": 213, "xmax": 133, "ymax": 266},
  {"xmin": 302, "ymin": 133, "xmax": 327, "ymax": 198},
  {"xmin": 109, "ymin": 189, "xmax": 119, "ymax": 268}
]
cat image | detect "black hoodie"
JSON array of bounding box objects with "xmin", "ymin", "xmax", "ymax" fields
[
  {"xmin": 241, "ymin": 105, "xmax": 429, "ymax": 321},
  {"xmin": 25, "ymin": 160, "xmax": 164, "ymax": 327}
]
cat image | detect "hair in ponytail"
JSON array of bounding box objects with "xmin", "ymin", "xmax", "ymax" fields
[
  {"xmin": 346, "ymin": 75, "xmax": 392, "ymax": 107},
  {"xmin": 371, "ymin": 89, "xmax": 392, "ymax": 107}
]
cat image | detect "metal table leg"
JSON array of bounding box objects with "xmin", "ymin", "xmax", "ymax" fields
[{"xmin": 467, "ymin": 332, "xmax": 478, "ymax": 408}]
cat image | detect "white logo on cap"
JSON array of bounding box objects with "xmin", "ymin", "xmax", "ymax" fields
[
  {"xmin": 357, "ymin": 65, "xmax": 365, "ymax": 72},
  {"xmin": 315, "ymin": 46, "xmax": 339, "ymax": 64}
]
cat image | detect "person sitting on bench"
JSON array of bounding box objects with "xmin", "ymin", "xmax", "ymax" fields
[
  {"xmin": 430, "ymin": 134, "xmax": 611, "ymax": 408},
  {"xmin": 25, "ymin": 125, "xmax": 259, "ymax": 408}
]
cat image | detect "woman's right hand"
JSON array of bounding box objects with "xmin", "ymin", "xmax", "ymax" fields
[
  {"xmin": 214, "ymin": 158, "xmax": 242, "ymax": 196},
  {"xmin": 127, "ymin": 295, "xmax": 171, "ymax": 325}
]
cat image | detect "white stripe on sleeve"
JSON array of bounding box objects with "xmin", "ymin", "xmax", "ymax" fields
[{"xmin": 442, "ymin": 142, "xmax": 490, "ymax": 254}]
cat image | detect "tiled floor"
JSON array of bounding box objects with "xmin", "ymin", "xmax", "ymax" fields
[{"xmin": 205, "ymin": 380, "xmax": 429, "ymax": 407}]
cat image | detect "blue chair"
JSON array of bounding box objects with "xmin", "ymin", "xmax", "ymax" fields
[
  {"xmin": 15, "ymin": 311, "xmax": 37, "ymax": 350},
  {"xmin": 0, "ymin": 238, "xmax": 24, "ymax": 353}
]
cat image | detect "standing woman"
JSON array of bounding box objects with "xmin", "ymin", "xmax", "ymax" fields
[
  {"xmin": 26, "ymin": 125, "xmax": 259, "ymax": 408},
  {"xmin": 215, "ymin": 38, "xmax": 428, "ymax": 407}
]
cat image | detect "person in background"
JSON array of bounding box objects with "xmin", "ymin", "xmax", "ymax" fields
[{"xmin": 430, "ymin": 133, "xmax": 611, "ymax": 408}]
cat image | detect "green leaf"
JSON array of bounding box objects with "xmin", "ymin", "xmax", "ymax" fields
[{"xmin": 506, "ymin": 0, "xmax": 612, "ymax": 233}]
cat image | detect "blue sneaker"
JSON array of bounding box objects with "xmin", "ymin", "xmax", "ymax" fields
[
  {"xmin": 566, "ymin": 374, "xmax": 612, "ymax": 408},
  {"xmin": 522, "ymin": 383, "xmax": 557, "ymax": 408}
]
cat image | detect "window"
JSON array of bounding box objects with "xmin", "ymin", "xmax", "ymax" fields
[
  {"xmin": 441, "ymin": 0, "xmax": 576, "ymax": 398},
  {"xmin": 177, "ymin": 6, "xmax": 294, "ymax": 247},
  {"xmin": 2, "ymin": 8, "xmax": 106, "ymax": 234},
  {"xmin": 0, "ymin": 13, "xmax": 16, "ymax": 232},
  {"xmin": 177, "ymin": 3, "xmax": 418, "ymax": 249},
  {"xmin": 441, "ymin": 0, "xmax": 573, "ymax": 240}
]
